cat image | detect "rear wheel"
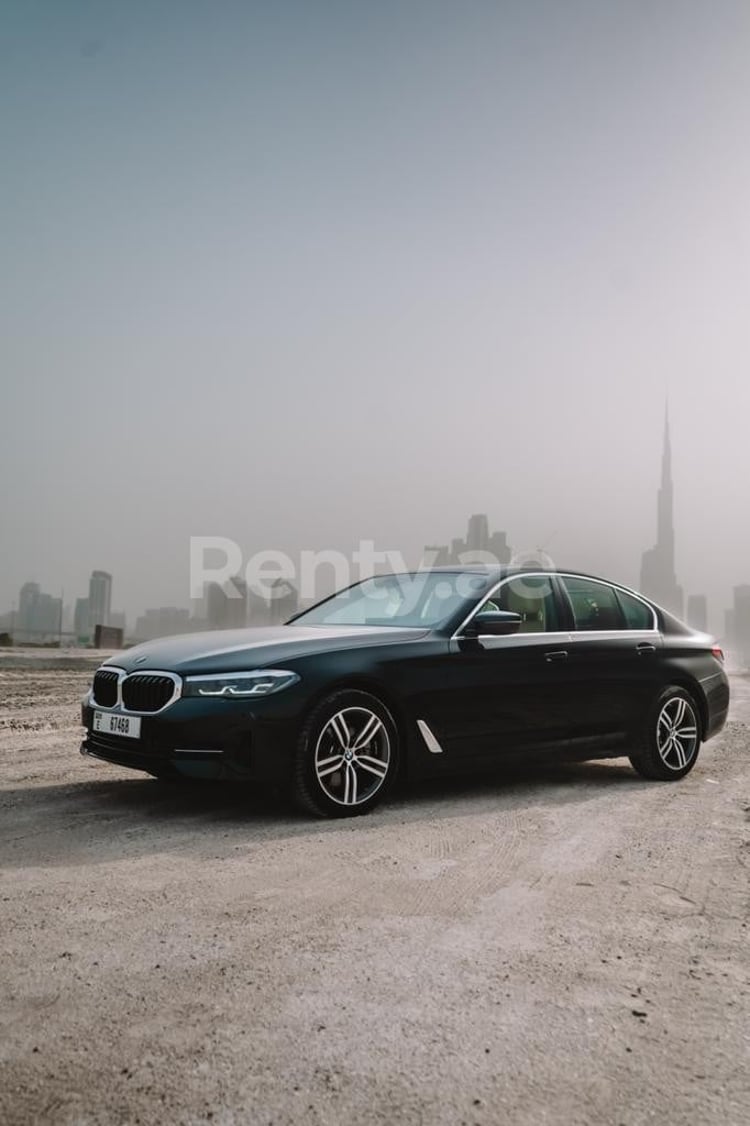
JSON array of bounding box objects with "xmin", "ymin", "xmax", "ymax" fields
[
  {"xmin": 292, "ymin": 689, "xmax": 399, "ymax": 818},
  {"xmin": 629, "ymin": 686, "xmax": 701, "ymax": 781}
]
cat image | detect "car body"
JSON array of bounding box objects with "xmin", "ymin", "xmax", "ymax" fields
[{"xmin": 81, "ymin": 567, "xmax": 730, "ymax": 816}]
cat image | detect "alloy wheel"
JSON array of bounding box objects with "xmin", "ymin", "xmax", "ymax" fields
[
  {"xmin": 656, "ymin": 696, "xmax": 699, "ymax": 771},
  {"xmin": 314, "ymin": 706, "xmax": 391, "ymax": 807}
]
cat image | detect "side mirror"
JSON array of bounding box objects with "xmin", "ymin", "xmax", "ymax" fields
[{"xmin": 464, "ymin": 610, "xmax": 522, "ymax": 637}]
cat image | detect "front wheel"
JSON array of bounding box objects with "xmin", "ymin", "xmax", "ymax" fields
[
  {"xmin": 629, "ymin": 686, "xmax": 702, "ymax": 781},
  {"xmin": 292, "ymin": 689, "xmax": 399, "ymax": 818}
]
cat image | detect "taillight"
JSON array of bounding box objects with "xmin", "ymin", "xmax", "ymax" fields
[{"xmin": 711, "ymin": 646, "xmax": 724, "ymax": 663}]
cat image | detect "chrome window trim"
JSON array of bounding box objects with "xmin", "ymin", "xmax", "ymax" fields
[
  {"xmin": 451, "ymin": 629, "xmax": 574, "ymax": 652},
  {"xmin": 567, "ymin": 628, "xmax": 660, "ymax": 643},
  {"xmin": 451, "ymin": 572, "xmax": 558, "ymax": 643},
  {"xmin": 91, "ymin": 667, "xmax": 183, "ymax": 715},
  {"xmin": 451, "ymin": 628, "xmax": 661, "ymax": 652},
  {"xmin": 452, "ymin": 571, "xmax": 659, "ymax": 644}
]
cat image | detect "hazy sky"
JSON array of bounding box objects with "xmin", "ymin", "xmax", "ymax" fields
[{"xmin": 2, "ymin": 0, "xmax": 749, "ymax": 629}]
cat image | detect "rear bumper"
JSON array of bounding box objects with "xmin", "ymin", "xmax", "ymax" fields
[
  {"xmin": 81, "ymin": 698, "xmax": 297, "ymax": 782},
  {"xmin": 702, "ymin": 668, "xmax": 730, "ymax": 741}
]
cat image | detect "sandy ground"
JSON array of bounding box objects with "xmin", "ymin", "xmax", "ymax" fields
[
  {"xmin": 1, "ymin": 667, "xmax": 748, "ymax": 1126},
  {"xmin": 0, "ymin": 648, "xmax": 114, "ymax": 670}
]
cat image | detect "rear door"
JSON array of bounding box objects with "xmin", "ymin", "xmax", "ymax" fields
[{"xmin": 556, "ymin": 575, "xmax": 661, "ymax": 750}]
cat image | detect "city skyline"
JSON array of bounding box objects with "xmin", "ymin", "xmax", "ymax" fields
[
  {"xmin": 3, "ymin": 409, "xmax": 746, "ymax": 647},
  {"xmin": 2, "ymin": 404, "xmax": 743, "ymax": 631}
]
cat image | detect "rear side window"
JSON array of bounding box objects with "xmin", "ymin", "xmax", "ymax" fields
[
  {"xmin": 561, "ymin": 577, "xmax": 624, "ymax": 631},
  {"xmin": 616, "ymin": 589, "xmax": 654, "ymax": 630}
]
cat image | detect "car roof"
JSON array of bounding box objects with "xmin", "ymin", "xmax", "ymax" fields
[{"xmin": 387, "ymin": 566, "xmax": 630, "ymax": 585}]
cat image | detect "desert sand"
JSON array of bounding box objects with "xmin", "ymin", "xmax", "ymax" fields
[{"xmin": 1, "ymin": 665, "xmax": 748, "ymax": 1125}]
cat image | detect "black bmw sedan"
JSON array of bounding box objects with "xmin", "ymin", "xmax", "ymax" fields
[{"xmin": 81, "ymin": 568, "xmax": 729, "ymax": 818}]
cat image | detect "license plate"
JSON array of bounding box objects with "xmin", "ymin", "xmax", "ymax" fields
[{"xmin": 92, "ymin": 711, "xmax": 141, "ymax": 739}]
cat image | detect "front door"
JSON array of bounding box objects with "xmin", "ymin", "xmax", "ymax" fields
[{"xmin": 410, "ymin": 574, "xmax": 574, "ymax": 763}]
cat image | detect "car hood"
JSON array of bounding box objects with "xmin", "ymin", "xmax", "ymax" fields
[{"xmin": 106, "ymin": 625, "xmax": 430, "ymax": 675}]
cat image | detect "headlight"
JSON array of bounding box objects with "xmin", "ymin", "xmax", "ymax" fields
[{"xmin": 182, "ymin": 670, "xmax": 300, "ymax": 699}]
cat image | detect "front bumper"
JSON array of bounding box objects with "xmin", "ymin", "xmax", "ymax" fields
[{"xmin": 80, "ymin": 696, "xmax": 298, "ymax": 782}]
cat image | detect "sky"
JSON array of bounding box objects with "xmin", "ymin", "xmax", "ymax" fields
[{"xmin": 2, "ymin": 0, "xmax": 749, "ymax": 631}]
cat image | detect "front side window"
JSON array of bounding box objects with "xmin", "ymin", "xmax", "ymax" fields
[
  {"xmin": 561, "ymin": 577, "xmax": 624, "ymax": 631},
  {"xmin": 482, "ymin": 575, "xmax": 560, "ymax": 633}
]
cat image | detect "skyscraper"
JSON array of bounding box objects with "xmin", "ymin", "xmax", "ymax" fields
[
  {"xmin": 206, "ymin": 576, "xmax": 248, "ymax": 630},
  {"xmin": 466, "ymin": 514, "xmax": 490, "ymax": 554},
  {"xmin": 19, "ymin": 582, "xmax": 41, "ymax": 630},
  {"xmin": 424, "ymin": 514, "xmax": 511, "ymax": 567},
  {"xmin": 16, "ymin": 581, "xmax": 62, "ymax": 643},
  {"xmin": 88, "ymin": 571, "xmax": 112, "ymax": 632},
  {"xmin": 640, "ymin": 408, "xmax": 683, "ymax": 618},
  {"xmin": 74, "ymin": 597, "xmax": 90, "ymax": 641}
]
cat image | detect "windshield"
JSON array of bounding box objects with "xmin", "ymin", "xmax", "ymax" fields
[{"xmin": 291, "ymin": 572, "xmax": 492, "ymax": 629}]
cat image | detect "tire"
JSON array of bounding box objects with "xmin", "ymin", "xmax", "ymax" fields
[
  {"xmin": 629, "ymin": 685, "xmax": 702, "ymax": 781},
  {"xmin": 292, "ymin": 689, "xmax": 399, "ymax": 818}
]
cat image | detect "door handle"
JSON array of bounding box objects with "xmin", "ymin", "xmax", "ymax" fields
[
  {"xmin": 545, "ymin": 650, "xmax": 569, "ymax": 662},
  {"xmin": 636, "ymin": 643, "xmax": 656, "ymax": 655}
]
